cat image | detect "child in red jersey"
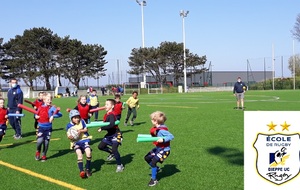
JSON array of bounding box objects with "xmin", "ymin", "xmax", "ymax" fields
[
  {"xmin": 113, "ymin": 94, "xmax": 124, "ymax": 121},
  {"xmin": 144, "ymin": 111, "xmax": 174, "ymax": 187},
  {"xmin": 0, "ymin": 98, "xmax": 8, "ymax": 142},
  {"xmin": 74, "ymin": 95, "xmax": 92, "ymax": 124},
  {"xmin": 32, "ymin": 92, "xmax": 44, "ymax": 133},
  {"xmin": 35, "ymin": 93, "xmax": 62, "ymax": 162},
  {"xmin": 97, "ymin": 99, "xmax": 124, "ymax": 172}
]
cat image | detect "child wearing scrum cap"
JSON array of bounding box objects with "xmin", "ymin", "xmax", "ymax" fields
[{"xmin": 66, "ymin": 109, "xmax": 92, "ymax": 178}]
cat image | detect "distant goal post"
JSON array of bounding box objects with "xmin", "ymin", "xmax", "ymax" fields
[
  {"xmin": 147, "ymin": 83, "xmax": 163, "ymax": 94},
  {"xmin": 123, "ymin": 82, "xmax": 141, "ymax": 95}
]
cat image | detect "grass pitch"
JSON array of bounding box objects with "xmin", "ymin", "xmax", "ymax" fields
[{"xmin": 0, "ymin": 90, "xmax": 299, "ymax": 190}]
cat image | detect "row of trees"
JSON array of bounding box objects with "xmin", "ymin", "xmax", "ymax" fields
[
  {"xmin": 289, "ymin": 14, "xmax": 300, "ymax": 76},
  {"xmin": 0, "ymin": 27, "xmax": 207, "ymax": 90},
  {"xmin": 0, "ymin": 27, "xmax": 107, "ymax": 90},
  {"xmin": 128, "ymin": 42, "xmax": 207, "ymax": 86}
]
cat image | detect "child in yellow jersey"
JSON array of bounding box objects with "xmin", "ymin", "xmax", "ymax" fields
[
  {"xmin": 124, "ymin": 91, "xmax": 139, "ymax": 126},
  {"xmin": 87, "ymin": 89, "xmax": 99, "ymax": 121}
]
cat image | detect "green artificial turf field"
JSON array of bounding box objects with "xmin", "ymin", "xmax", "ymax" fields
[{"xmin": 0, "ymin": 90, "xmax": 299, "ymax": 190}]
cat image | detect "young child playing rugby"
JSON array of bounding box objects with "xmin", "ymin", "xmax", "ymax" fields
[
  {"xmin": 97, "ymin": 99, "xmax": 124, "ymax": 172},
  {"xmin": 87, "ymin": 89, "xmax": 99, "ymax": 121},
  {"xmin": 114, "ymin": 94, "xmax": 124, "ymax": 121},
  {"xmin": 0, "ymin": 98, "xmax": 8, "ymax": 142},
  {"xmin": 74, "ymin": 95, "xmax": 92, "ymax": 124},
  {"xmin": 124, "ymin": 91, "xmax": 139, "ymax": 126},
  {"xmin": 35, "ymin": 93, "xmax": 62, "ymax": 162},
  {"xmin": 32, "ymin": 91, "xmax": 44, "ymax": 133},
  {"xmin": 144, "ymin": 111, "xmax": 174, "ymax": 187},
  {"xmin": 66, "ymin": 109, "xmax": 92, "ymax": 178}
]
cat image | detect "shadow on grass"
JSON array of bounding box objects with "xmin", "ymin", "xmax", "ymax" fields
[
  {"xmin": 48, "ymin": 149, "xmax": 72, "ymax": 159},
  {"xmin": 89, "ymin": 137, "xmax": 103, "ymax": 146},
  {"xmin": 131, "ymin": 121, "xmax": 146, "ymax": 126},
  {"xmin": 157, "ymin": 164, "xmax": 181, "ymax": 180},
  {"xmin": 122, "ymin": 153, "xmax": 135, "ymax": 166},
  {"xmin": 92, "ymin": 159, "xmax": 105, "ymax": 173},
  {"xmin": 21, "ymin": 131, "xmax": 36, "ymax": 138},
  {"xmin": 4, "ymin": 140, "xmax": 33, "ymax": 149},
  {"xmin": 121, "ymin": 129, "xmax": 134, "ymax": 134},
  {"xmin": 106, "ymin": 153, "xmax": 135, "ymax": 166},
  {"xmin": 206, "ymin": 146, "xmax": 244, "ymax": 166}
]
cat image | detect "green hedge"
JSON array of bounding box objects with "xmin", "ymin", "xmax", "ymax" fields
[{"xmin": 249, "ymin": 77, "xmax": 300, "ymax": 90}]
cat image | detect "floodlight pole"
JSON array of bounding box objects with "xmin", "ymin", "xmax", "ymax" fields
[
  {"xmin": 293, "ymin": 40, "xmax": 296, "ymax": 90},
  {"xmin": 272, "ymin": 44, "xmax": 275, "ymax": 90},
  {"xmin": 180, "ymin": 10, "xmax": 189, "ymax": 93},
  {"xmin": 136, "ymin": 0, "xmax": 146, "ymax": 85}
]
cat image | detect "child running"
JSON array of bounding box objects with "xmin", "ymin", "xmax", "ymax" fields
[
  {"xmin": 114, "ymin": 94, "xmax": 124, "ymax": 121},
  {"xmin": 144, "ymin": 111, "xmax": 174, "ymax": 187},
  {"xmin": 32, "ymin": 92, "xmax": 44, "ymax": 134},
  {"xmin": 0, "ymin": 98, "xmax": 8, "ymax": 142},
  {"xmin": 35, "ymin": 93, "xmax": 62, "ymax": 162},
  {"xmin": 87, "ymin": 89, "xmax": 99, "ymax": 121},
  {"xmin": 97, "ymin": 99, "xmax": 124, "ymax": 172},
  {"xmin": 74, "ymin": 95, "xmax": 92, "ymax": 124},
  {"xmin": 124, "ymin": 91, "xmax": 139, "ymax": 126},
  {"xmin": 66, "ymin": 110, "xmax": 92, "ymax": 178}
]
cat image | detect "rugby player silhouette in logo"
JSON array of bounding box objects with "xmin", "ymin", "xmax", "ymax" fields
[{"xmin": 273, "ymin": 147, "xmax": 288, "ymax": 165}]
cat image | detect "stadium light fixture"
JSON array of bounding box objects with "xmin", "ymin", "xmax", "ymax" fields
[
  {"xmin": 180, "ymin": 10, "xmax": 189, "ymax": 92},
  {"xmin": 293, "ymin": 40, "xmax": 296, "ymax": 90},
  {"xmin": 136, "ymin": 0, "xmax": 147, "ymax": 85}
]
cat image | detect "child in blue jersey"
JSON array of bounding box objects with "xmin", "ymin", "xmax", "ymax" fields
[
  {"xmin": 144, "ymin": 111, "xmax": 174, "ymax": 187},
  {"xmin": 35, "ymin": 93, "xmax": 62, "ymax": 162},
  {"xmin": 66, "ymin": 110, "xmax": 92, "ymax": 178}
]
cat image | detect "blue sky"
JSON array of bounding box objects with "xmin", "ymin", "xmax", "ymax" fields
[{"xmin": 1, "ymin": 0, "xmax": 300, "ymax": 86}]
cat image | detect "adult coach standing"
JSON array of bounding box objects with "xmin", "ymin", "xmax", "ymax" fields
[
  {"xmin": 233, "ymin": 77, "xmax": 247, "ymax": 110},
  {"xmin": 7, "ymin": 78, "xmax": 23, "ymax": 139}
]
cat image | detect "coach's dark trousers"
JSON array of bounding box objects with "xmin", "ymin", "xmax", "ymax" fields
[{"xmin": 8, "ymin": 109, "xmax": 22, "ymax": 137}]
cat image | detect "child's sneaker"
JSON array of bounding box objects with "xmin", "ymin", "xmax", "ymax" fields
[
  {"xmin": 85, "ymin": 169, "xmax": 92, "ymax": 177},
  {"xmin": 130, "ymin": 120, "xmax": 133, "ymax": 126},
  {"xmin": 41, "ymin": 155, "xmax": 47, "ymax": 162},
  {"xmin": 148, "ymin": 178, "xmax": 158, "ymax": 187},
  {"xmin": 107, "ymin": 154, "xmax": 114, "ymax": 161},
  {"xmin": 116, "ymin": 164, "xmax": 124, "ymax": 172},
  {"xmin": 35, "ymin": 152, "xmax": 40, "ymax": 161},
  {"xmin": 14, "ymin": 135, "xmax": 22, "ymax": 140},
  {"xmin": 80, "ymin": 171, "xmax": 86, "ymax": 178}
]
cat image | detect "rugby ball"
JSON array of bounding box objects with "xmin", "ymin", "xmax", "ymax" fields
[{"xmin": 67, "ymin": 127, "xmax": 79, "ymax": 140}]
